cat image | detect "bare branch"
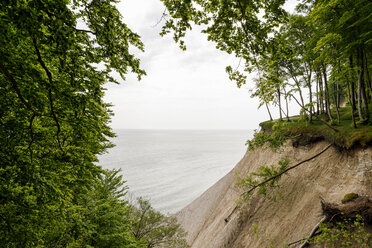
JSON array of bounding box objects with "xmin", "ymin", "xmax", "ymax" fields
[{"xmin": 75, "ymin": 28, "xmax": 96, "ymax": 35}]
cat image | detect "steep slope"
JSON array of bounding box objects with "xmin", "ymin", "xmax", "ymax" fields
[{"xmin": 176, "ymin": 141, "xmax": 372, "ymax": 247}]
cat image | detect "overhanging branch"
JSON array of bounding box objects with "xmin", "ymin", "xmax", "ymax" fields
[
  {"xmin": 0, "ymin": 62, "xmax": 40, "ymax": 116},
  {"xmin": 33, "ymin": 38, "xmax": 64, "ymax": 152},
  {"xmin": 240, "ymin": 144, "xmax": 332, "ymax": 197}
]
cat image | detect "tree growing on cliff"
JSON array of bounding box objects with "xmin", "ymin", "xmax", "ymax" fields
[
  {"xmin": 0, "ymin": 0, "xmax": 146, "ymax": 246},
  {"xmin": 160, "ymin": 0, "xmax": 372, "ymax": 126}
]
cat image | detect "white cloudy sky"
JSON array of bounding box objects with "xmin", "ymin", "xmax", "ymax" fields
[{"xmin": 104, "ymin": 0, "xmax": 299, "ymax": 130}]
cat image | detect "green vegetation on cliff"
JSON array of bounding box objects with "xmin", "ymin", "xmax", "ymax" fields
[{"xmin": 256, "ymin": 104, "xmax": 372, "ymax": 149}]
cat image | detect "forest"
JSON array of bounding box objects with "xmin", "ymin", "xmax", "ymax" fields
[
  {"xmin": 161, "ymin": 0, "xmax": 372, "ymax": 147},
  {"xmin": 1, "ymin": 0, "xmax": 371, "ymax": 247}
]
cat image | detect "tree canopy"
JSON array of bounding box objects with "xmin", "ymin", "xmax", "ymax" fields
[
  {"xmin": 0, "ymin": 0, "xmax": 187, "ymax": 247},
  {"xmin": 161, "ymin": 0, "xmax": 372, "ymax": 127}
]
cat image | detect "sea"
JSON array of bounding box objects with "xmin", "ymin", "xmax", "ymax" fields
[{"xmin": 98, "ymin": 129, "xmax": 253, "ymax": 214}]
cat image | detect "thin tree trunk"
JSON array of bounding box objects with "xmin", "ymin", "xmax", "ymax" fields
[
  {"xmin": 334, "ymin": 83, "xmax": 340, "ymax": 124},
  {"xmin": 360, "ymin": 49, "xmax": 369, "ymax": 118},
  {"xmin": 288, "ymin": 66, "xmax": 305, "ymax": 109},
  {"xmin": 316, "ymin": 75, "xmax": 320, "ymax": 115},
  {"xmin": 358, "ymin": 69, "xmax": 364, "ymax": 121},
  {"xmin": 357, "ymin": 47, "xmax": 368, "ymax": 121},
  {"xmin": 318, "ymin": 71, "xmax": 325, "ymax": 114},
  {"xmin": 265, "ymin": 102, "xmax": 273, "ymax": 121},
  {"xmin": 278, "ymin": 87, "xmax": 282, "ymax": 121},
  {"xmin": 322, "ymin": 64, "xmax": 333, "ymax": 121},
  {"xmin": 335, "ymin": 60, "xmax": 343, "ymax": 124},
  {"xmin": 308, "ymin": 72, "xmax": 313, "ymax": 123},
  {"xmin": 349, "ymin": 56, "xmax": 357, "ymax": 112},
  {"xmin": 284, "ymin": 88, "xmax": 290, "ymax": 121},
  {"xmin": 364, "ymin": 50, "xmax": 372, "ymax": 103},
  {"xmin": 347, "ymin": 78, "xmax": 357, "ymax": 128}
]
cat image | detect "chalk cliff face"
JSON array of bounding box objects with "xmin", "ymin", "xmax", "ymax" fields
[{"xmin": 176, "ymin": 141, "xmax": 372, "ymax": 248}]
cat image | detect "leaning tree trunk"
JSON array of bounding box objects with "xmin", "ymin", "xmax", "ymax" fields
[
  {"xmin": 291, "ymin": 72, "xmax": 305, "ymax": 111},
  {"xmin": 322, "ymin": 64, "xmax": 333, "ymax": 121},
  {"xmin": 265, "ymin": 102, "xmax": 273, "ymax": 121}
]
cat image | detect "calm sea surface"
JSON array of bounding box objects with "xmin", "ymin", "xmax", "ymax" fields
[{"xmin": 98, "ymin": 129, "xmax": 253, "ymax": 214}]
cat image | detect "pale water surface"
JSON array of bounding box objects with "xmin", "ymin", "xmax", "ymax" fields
[{"xmin": 98, "ymin": 129, "xmax": 253, "ymax": 214}]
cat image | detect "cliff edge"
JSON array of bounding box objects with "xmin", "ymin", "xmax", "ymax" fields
[{"xmin": 176, "ymin": 141, "xmax": 372, "ymax": 247}]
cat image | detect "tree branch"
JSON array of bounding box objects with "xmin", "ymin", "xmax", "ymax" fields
[
  {"xmin": 0, "ymin": 62, "xmax": 40, "ymax": 116},
  {"xmin": 32, "ymin": 38, "xmax": 64, "ymax": 152},
  {"xmin": 225, "ymin": 144, "xmax": 332, "ymax": 223},
  {"xmin": 75, "ymin": 28, "xmax": 96, "ymax": 35},
  {"xmin": 240, "ymin": 144, "xmax": 332, "ymax": 197},
  {"xmin": 299, "ymin": 216, "xmax": 328, "ymax": 248}
]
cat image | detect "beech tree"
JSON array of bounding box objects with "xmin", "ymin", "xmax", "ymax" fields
[
  {"xmin": 0, "ymin": 0, "xmax": 146, "ymax": 246},
  {"xmin": 161, "ymin": 0, "xmax": 372, "ymax": 125}
]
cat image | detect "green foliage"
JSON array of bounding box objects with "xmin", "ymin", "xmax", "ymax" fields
[
  {"xmin": 130, "ymin": 198, "xmax": 189, "ymax": 248},
  {"xmin": 161, "ymin": 0, "xmax": 372, "ymax": 128},
  {"xmin": 236, "ymin": 157, "xmax": 290, "ymax": 202},
  {"xmin": 160, "ymin": 0, "xmax": 288, "ymax": 85},
  {"xmin": 247, "ymin": 121, "xmax": 290, "ymax": 151},
  {"xmin": 252, "ymin": 105, "xmax": 372, "ymax": 149},
  {"xmin": 341, "ymin": 193, "xmax": 359, "ymax": 204},
  {"xmin": 310, "ymin": 215, "xmax": 372, "ymax": 247},
  {"xmin": 0, "ymin": 0, "xmax": 176, "ymax": 247},
  {"xmin": 73, "ymin": 169, "xmax": 140, "ymax": 248}
]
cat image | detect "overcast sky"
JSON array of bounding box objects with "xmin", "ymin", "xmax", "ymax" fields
[{"xmin": 104, "ymin": 0, "xmax": 299, "ymax": 130}]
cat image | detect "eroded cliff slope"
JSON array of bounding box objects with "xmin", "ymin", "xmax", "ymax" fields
[{"xmin": 176, "ymin": 141, "xmax": 372, "ymax": 247}]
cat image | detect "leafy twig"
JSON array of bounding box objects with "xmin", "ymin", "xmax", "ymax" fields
[{"xmin": 241, "ymin": 144, "xmax": 332, "ymax": 197}]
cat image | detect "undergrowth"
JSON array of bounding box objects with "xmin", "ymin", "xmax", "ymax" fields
[
  {"xmin": 309, "ymin": 215, "xmax": 372, "ymax": 247},
  {"xmin": 248, "ymin": 105, "xmax": 372, "ymax": 150}
]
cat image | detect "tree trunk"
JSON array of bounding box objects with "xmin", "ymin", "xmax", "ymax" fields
[
  {"xmin": 278, "ymin": 87, "xmax": 282, "ymax": 121},
  {"xmin": 290, "ymin": 72, "xmax": 305, "ymax": 110},
  {"xmin": 265, "ymin": 102, "xmax": 273, "ymax": 121},
  {"xmin": 318, "ymin": 71, "xmax": 325, "ymax": 114},
  {"xmin": 360, "ymin": 49, "xmax": 369, "ymax": 118},
  {"xmin": 308, "ymin": 72, "xmax": 313, "ymax": 123},
  {"xmin": 334, "ymin": 83, "xmax": 340, "ymax": 124},
  {"xmin": 364, "ymin": 50, "xmax": 372, "ymax": 103},
  {"xmin": 349, "ymin": 56, "xmax": 357, "ymax": 112},
  {"xmin": 284, "ymin": 88, "xmax": 290, "ymax": 121},
  {"xmin": 347, "ymin": 78, "xmax": 357, "ymax": 128},
  {"xmin": 316, "ymin": 75, "xmax": 320, "ymax": 115},
  {"xmin": 357, "ymin": 47, "xmax": 368, "ymax": 121},
  {"xmin": 322, "ymin": 64, "xmax": 333, "ymax": 121}
]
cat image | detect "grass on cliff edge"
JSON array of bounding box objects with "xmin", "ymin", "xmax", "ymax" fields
[{"xmin": 259, "ymin": 105, "xmax": 372, "ymax": 149}]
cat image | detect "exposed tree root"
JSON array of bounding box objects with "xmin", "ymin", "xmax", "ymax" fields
[
  {"xmin": 298, "ymin": 216, "xmax": 328, "ymax": 248},
  {"xmin": 321, "ymin": 196, "xmax": 372, "ymax": 224}
]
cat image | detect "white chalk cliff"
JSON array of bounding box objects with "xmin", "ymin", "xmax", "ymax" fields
[{"xmin": 176, "ymin": 141, "xmax": 372, "ymax": 247}]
